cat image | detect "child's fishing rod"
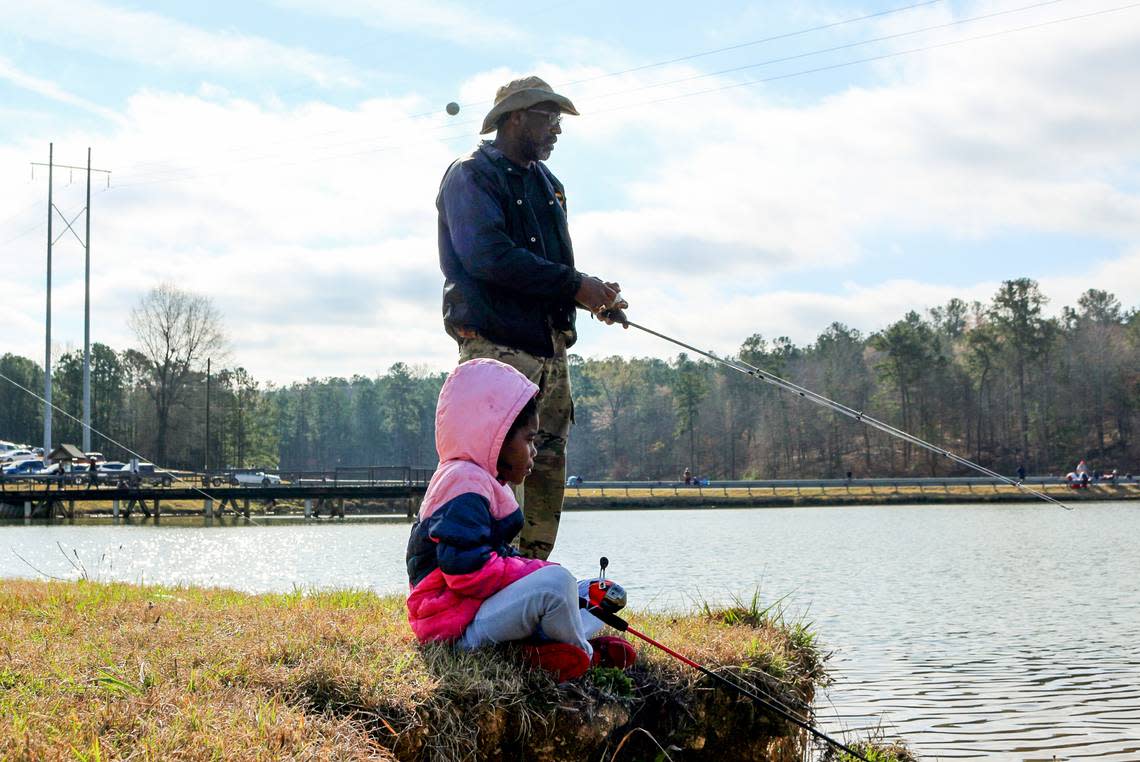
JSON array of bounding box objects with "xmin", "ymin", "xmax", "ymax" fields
[
  {"xmin": 620, "ymin": 318, "xmax": 1071, "ymax": 511},
  {"xmin": 582, "ymin": 556, "xmax": 870, "ymax": 761}
]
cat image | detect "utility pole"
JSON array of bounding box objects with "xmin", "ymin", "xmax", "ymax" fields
[
  {"xmin": 83, "ymin": 148, "xmax": 92, "ymax": 452},
  {"xmin": 43, "ymin": 144, "xmax": 53, "ymax": 457},
  {"xmin": 205, "ymin": 358, "xmax": 211, "ymax": 472},
  {"xmin": 32, "ymin": 146, "xmax": 111, "ymax": 455}
]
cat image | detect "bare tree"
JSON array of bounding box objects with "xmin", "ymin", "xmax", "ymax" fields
[{"xmin": 129, "ymin": 283, "xmax": 227, "ymax": 466}]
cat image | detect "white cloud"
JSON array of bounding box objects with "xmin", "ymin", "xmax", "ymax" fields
[
  {"xmin": 0, "ymin": 0, "xmax": 359, "ymax": 87},
  {"xmin": 0, "ymin": 89, "xmax": 466, "ymax": 382},
  {"xmin": 2, "ymin": 1, "xmax": 1139, "ymax": 385},
  {"xmin": 0, "ymin": 56, "xmax": 124, "ymax": 124},
  {"xmin": 549, "ymin": 1, "xmax": 1140, "ymax": 284}
]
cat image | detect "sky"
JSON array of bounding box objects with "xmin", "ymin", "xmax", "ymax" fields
[{"xmin": 1, "ymin": 0, "xmax": 1138, "ymax": 384}]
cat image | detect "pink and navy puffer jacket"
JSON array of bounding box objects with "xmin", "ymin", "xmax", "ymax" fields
[{"xmin": 405, "ymin": 358, "xmax": 553, "ymax": 642}]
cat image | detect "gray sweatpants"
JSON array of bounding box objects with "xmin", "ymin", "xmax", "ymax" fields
[{"xmin": 458, "ymin": 565, "xmax": 603, "ymax": 656}]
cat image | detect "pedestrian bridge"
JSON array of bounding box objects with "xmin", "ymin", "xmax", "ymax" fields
[{"xmin": 0, "ymin": 466, "xmax": 432, "ymax": 520}]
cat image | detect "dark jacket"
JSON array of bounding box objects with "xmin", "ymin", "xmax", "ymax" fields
[
  {"xmin": 437, "ymin": 142, "xmax": 581, "ymax": 357},
  {"xmin": 405, "ymin": 492, "xmax": 524, "ymax": 587}
]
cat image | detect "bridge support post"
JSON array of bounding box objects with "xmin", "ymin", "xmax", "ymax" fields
[
  {"xmin": 304, "ymin": 498, "xmax": 312, "ymax": 519},
  {"xmin": 336, "ymin": 498, "xmax": 345, "ymax": 518},
  {"xmin": 24, "ymin": 501, "xmax": 31, "ymax": 520},
  {"xmin": 204, "ymin": 499, "xmax": 213, "ymax": 519},
  {"xmin": 153, "ymin": 498, "xmax": 160, "ymax": 521},
  {"xmin": 112, "ymin": 499, "xmax": 119, "ymax": 520},
  {"xmin": 243, "ymin": 498, "xmax": 251, "ymax": 518},
  {"xmin": 68, "ymin": 500, "xmax": 76, "ymax": 519}
]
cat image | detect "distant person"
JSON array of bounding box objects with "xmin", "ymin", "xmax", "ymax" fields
[
  {"xmin": 845, "ymin": 470, "xmax": 853, "ymax": 481},
  {"xmin": 682, "ymin": 467, "xmax": 693, "ymax": 485},
  {"xmin": 405, "ymin": 359, "xmax": 635, "ymax": 682},
  {"xmin": 1016, "ymin": 465, "xmax": 1026, "ymax": 482},
  {"xmin": 436, "ymin": 75, "xmax": 629, "ymax": 560}
]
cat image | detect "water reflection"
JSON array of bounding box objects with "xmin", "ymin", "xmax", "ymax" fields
[{"xmin": 2, "ymin": 502, "xmax": 1138, "ymax": 759}]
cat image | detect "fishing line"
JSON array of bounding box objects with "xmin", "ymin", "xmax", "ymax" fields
[
  {"xmin": 621, "ymin": 320, "xmax": 1072, "ymax": 511},
  {"xmin": 0, "ymin": 369, "xmax": 262, "ymax": 524},
  {"xmin": 588, "ymin": 604, "xmax": 872, "ymax": 761}
]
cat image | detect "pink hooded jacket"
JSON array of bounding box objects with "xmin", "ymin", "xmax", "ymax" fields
[{"xmin": 406, "ymin": 358, "xmax": 553, "ymax": 642}]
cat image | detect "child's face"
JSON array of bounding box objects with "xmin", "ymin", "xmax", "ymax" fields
[{"xmin": 497, "ymin": 412, "xmax": 539, "ymax": 485}]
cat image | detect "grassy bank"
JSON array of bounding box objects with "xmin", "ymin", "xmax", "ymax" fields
[{"xmin": 0, "ymin": 580, "xmax": 912, "ymax": 761}]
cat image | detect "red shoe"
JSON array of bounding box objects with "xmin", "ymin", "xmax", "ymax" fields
[
  {"xmin": 521, "ymin": 642, "xmax": 591, "ymax": 682},
  {"xmin": 589, "ymin": 636, "xmax": 637, "ymax": 669}
]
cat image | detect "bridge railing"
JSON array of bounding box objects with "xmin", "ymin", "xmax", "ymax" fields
[
  {"xmin": 2, "ymin": 466, "xmax": 436, "ymax": 493},
  {"xmin": 564, "ymin": 475, "xmax": 1136, "ymax": 498},
  {"xmin": 289, "ymin": 466, "xmax": 434, "ymax": 487}
]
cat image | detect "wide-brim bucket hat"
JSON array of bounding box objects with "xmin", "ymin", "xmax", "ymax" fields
[{"xmin": 480, "ymin": 75, "xmax": 579, "ymax": 135}]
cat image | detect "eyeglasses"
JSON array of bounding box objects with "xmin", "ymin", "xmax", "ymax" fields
[{"xmin": 525, "ymin": 108, "xmax": 562, "ymax": 127}]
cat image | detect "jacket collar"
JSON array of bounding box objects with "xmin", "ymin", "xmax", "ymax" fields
[{"xmin": 480, "ymin": 140, "xmax": 535, "ymax": 175}]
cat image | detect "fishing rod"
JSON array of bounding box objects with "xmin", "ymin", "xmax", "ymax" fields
[
  {"xmin": 619, "ymin": 319, "xmax": 1071, "ymax": 511},
  {"xmin": 582, "ymin": 558, "xmax": 870, "ymax": 761},
  {"xmin": 0, "ymin": 369, "xmax": 255, "ymax": 523}
]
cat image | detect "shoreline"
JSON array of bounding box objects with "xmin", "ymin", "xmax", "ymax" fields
[
  {"xmin": 2, "ymin": 484, "xmax": 1136, "ymax": 521},
  {"xmin": 562, "ymin": 483, "xmax": 1140, "ymax": 509}
]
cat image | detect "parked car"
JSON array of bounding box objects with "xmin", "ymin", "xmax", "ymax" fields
[
  {"xmin": 230, "ymin": 471, "xmax": 282, "ymax": 487},
  {"xmin": 0, "ymin": 449, "xmax": 36, "ymax": 464},
  {"xmin": 2, "ymin": 460, "xmax": 46, "ymax": 475},
  {"xmin": 136, "ymin": 463, "xmax": 175, "ymax": 486}
]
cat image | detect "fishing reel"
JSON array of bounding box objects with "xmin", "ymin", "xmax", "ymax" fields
[{"xmin": 585, "ymin": 556, "xmax": 627, "ymax": 614}]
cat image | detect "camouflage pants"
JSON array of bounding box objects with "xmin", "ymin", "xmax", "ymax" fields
[{"xmin": 458, "ymin": 334, "xmax": 571, "ymax": 560}]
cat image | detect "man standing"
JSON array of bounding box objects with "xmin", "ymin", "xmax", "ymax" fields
[{"xmin": 436, "ymin": 75, "xmax": 627, "ymax": 560}]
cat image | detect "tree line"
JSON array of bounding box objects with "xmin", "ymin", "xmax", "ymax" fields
[{"xmin": 2, "ymin": 279, "xmax": 1136, "ymax": 478}]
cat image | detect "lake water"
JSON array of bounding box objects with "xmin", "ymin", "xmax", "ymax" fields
[{"xmin": 2, "ymin": 502, "xmax": 1138, "ymax": 760}]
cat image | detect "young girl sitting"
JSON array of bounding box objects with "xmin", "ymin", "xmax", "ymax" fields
[{"xmin": 406, "ymin": 358, "xmax": 634, "ymax": 681}]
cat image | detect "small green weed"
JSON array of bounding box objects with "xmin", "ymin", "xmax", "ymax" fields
[
  {"xmin": 819, "ymin": 730, "xmax": 918, "ymax": 762},
  {"xmin": 589, "ymin": 667, "xmax": 633, "ymax": 697}
]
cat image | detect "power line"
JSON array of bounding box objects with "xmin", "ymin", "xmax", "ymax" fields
[
  {"xmin": 594, "ymin": 1, "xmax": 1140, "ymax": 114},
  {"xmin": 111, "ymin": 0, "xmax": 593, "ymax": 177},
  {"xmin": 585, "ymin": 0, "xmax": 1070, "ymax": 103},
  {"xmin": 0, "ymin": 367, "xmax": 240, "ymax": 510},
  {"xmin": 0, "ymin": 219, "xmax": 46, "ymax": 248},
  {"xmin": 560, "ymin": 0, "xmax": 945, "ymax": 86},
  {"xmin": 110, "ymin": 0, "xmax": 945, "ymax": 179},
  {"xmin": 0, "ymin": 199, "xmax": 44, "ymax": 230},
  {"xmin": 107, "ymin": 2, "xmax": 1134, "ymax": 191}
]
